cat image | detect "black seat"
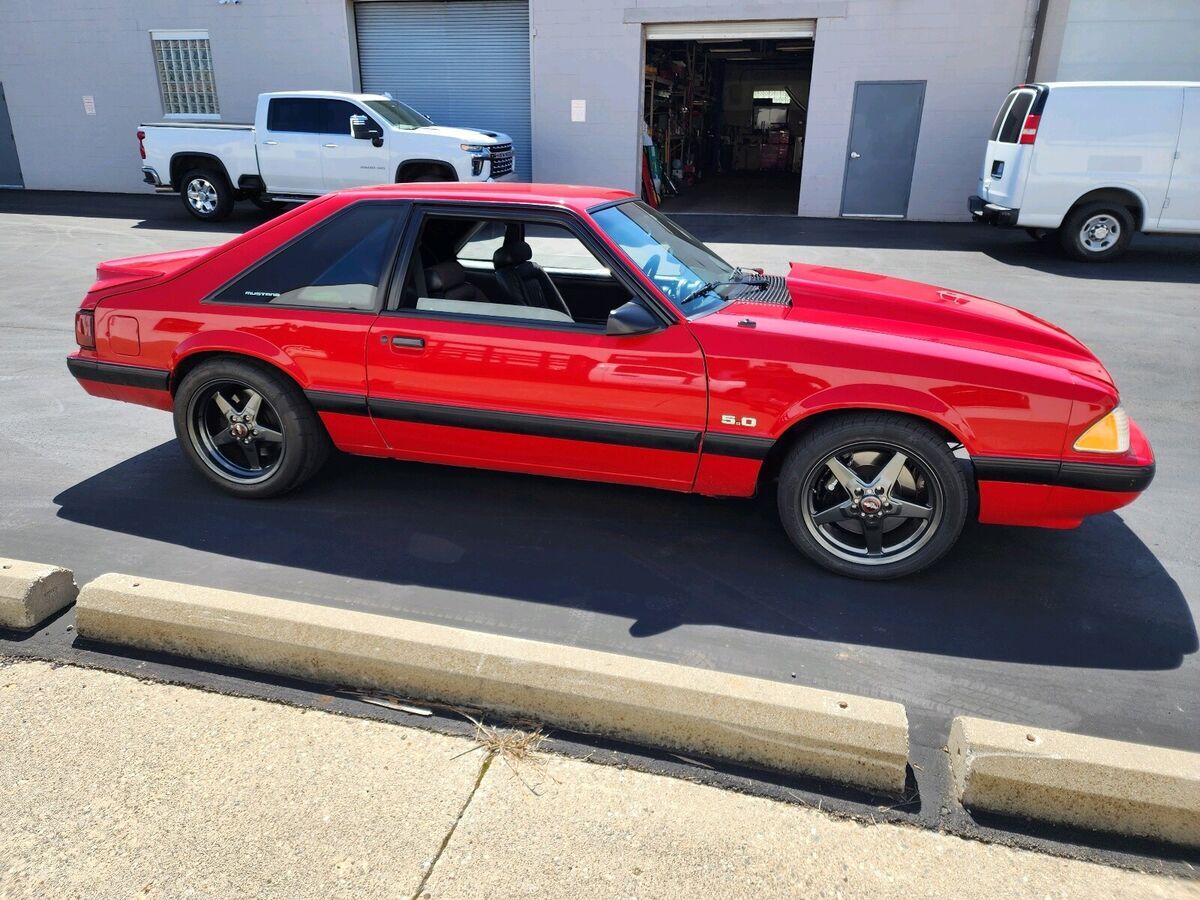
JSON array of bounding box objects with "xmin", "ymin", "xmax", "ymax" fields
[
  {"xmin": 492, "ymin": 241, "xmax": 572, "ymax": 317},
  {"xmin": 424, "ymin": 260, "xmax": 488, "ymax": 303}
]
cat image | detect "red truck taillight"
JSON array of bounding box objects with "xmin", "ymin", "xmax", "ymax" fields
[
  {"xmin": 137, "ymin": 129, "xmax": 146, "ymax": 160},
  {"xmin": 1018, "ymin": 113, "xmax": 1040, "ymax": 145},
  {"xmin": 75, "ymin": 310, "xmax": 96, "ymax": 350}
]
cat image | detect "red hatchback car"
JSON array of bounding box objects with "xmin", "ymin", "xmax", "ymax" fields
[{"xmin": 68, "ymin": 183, "xmax": 1154, "ymax": 579}]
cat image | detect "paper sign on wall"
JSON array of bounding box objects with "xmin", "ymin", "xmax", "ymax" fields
[
  {"xmin": 82, "ymin": 96, "xmax": 96, "ymax": 115},
  {"xmin": 571, "ymin": 99, "xmax": 586, "ymax": 123}
]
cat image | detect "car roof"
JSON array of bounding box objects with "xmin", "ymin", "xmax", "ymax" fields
[
  {"xmin": 341, "ymin": 182, "xmax": 638, "ymax": 213},
  {"xmin": 259, "ymin": 90, "xmax": 391, "ymax": 101},
  {"xmin": 1038, "ymin": 81, "xmax": 1200, "ymax": 89}
]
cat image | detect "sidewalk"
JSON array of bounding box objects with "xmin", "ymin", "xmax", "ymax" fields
[{"xmin": 0, "ymin": 659, "xmax": 1195, "ymax": 899}]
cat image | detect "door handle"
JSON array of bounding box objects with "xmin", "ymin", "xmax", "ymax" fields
[
  {"xmin": 262, "ymin": 140, "xmax": 278, "ymax": 146},
  {"xmin": 388, "ymin": 335, "xmax": 425, "ymax": 350},
  {"xmin": 850, "ymin": 151, "xmax": 861, "ymax": 159},
  {"xmin": 323, "ymin": 143, "xmax": 338, "ymax": 149}
]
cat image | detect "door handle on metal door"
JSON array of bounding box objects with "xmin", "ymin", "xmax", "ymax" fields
[
  {"xmin": 850, "ymin": 151, "xmax": 861, "ymax": 159},
  {"xmin": 389, "ymin": 335, "xmax": 425, "ymax": 350},
  {"xmin": 323, "ymin": 143, "xmax": 338, "ymax": 148},
  {"xmin": 262, "ymin": 140, "xmax": 278, "ymax": 146}
]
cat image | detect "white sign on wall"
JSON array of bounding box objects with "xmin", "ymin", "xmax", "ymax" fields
[
  {"xmin": 571, "ymin": 99, "xmax": 586, "ymax": 123},
  {"xmin": 82, "ymin": 95, "xmax": 96, "ymax": 115}
]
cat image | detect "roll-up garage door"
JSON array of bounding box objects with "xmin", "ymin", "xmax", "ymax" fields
[{"xmin": 355, "ymin": 1, "xmax": 532, "ymax": 180}]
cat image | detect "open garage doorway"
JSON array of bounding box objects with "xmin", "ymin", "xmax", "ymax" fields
[{"xmin": 641, "ymin": 21, "xmax": 814, "ymax": 215}]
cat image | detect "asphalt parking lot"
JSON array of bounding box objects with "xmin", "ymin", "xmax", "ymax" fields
[{"xmin": 1, "ymin": 190, "xmax": 1197, "ymax": 813}]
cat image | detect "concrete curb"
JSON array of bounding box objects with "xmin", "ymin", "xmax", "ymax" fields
[
  {"xmin": 0, "ymin": 558, "xmax": 77, "ymax": 630},
  {"xmin": 949, "ymin": 716, "xmax": 1200, "ymax": 848},
  {"xmin": 75, "ymin": 572, "xmax": 910, "ymax": 794}
]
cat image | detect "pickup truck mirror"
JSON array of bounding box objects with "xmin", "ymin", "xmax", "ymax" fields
[
  {"xmin": 350, "ymin": 115, "xmax": 383, "ymax": 146},
  {"xmin": 606, "ymin": 300, "xmax": 661, "ymax": 337}
]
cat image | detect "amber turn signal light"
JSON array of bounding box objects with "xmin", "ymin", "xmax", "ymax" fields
[{"xmin": 1073, "ymin": 407, "xmax": 1129, "ymax": 454}]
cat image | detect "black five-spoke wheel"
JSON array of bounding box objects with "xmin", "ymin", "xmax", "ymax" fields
[
  {"xmin": 173, "ymin": 358, "xmax": 330, "ymax": 498},
  {"xmin": 778, "ymin": 413, "xmax": 969, "ymax": 579},
  {"xmin": 188, "ymin": 381, "xmax": 286, "ymax": 484}
]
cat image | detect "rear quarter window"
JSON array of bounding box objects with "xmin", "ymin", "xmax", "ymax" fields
[{"xmin": 212, "ymin": 203, "xmax": 405, "ymax": 310}]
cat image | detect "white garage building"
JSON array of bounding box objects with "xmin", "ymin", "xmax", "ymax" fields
[{"xmin": 1, "ymin": 0, "xmax": 1197, "ymax": 220}]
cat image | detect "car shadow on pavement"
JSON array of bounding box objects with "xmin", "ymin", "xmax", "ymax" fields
[{"xmin": 54, "ymin": 442, "xmax": 1196, "ymax": 671}]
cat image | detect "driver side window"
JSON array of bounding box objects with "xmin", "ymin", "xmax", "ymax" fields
[{"xmin": 399, "ymin": 213, "xmax": 626, "ymax": 327}]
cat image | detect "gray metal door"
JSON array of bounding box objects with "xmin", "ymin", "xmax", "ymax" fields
[
  {"xmin": 840, "ymin": 81, "xmax": 925, "ymax": 218},
  {"xmin": 355, "ymin": 0, "xmax": 532, "ymax": 181},
  {"xmin": 0, "ymin": 83, "xmax": 24, "ymax": 188}
]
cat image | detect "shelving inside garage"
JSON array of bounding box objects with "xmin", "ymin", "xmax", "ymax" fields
[{"xmin": 641, "ymin": 34, "xmax": 814, "ymax": 215}]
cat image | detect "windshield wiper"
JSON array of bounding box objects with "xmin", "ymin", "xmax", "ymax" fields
[{"xmin": 680, "ymin": 269, "xmax": 769, "ymax": 305}]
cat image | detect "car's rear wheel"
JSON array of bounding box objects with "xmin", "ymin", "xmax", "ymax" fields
[
  {"xmin": 173, "ymin": 358, "xmax": 330, "ymax": 498},
  {"xmin": 777, "ymin": 414, "xmax": 969, "ymax": 579},
  {"xmin": 180, "ymin": 167, "xmax": 234, "ymax": 222},
  {"xmin": 1058, "ymin": 201, "xmax": 1134, "ymax": 262}
]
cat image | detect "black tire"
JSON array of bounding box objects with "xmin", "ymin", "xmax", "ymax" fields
[
  {"xmin": 173, "ymin": 357, "xmax": 330, "ymax": 499},
  {"xmin": 777, "ymin": 413, "xmax": 969, "ymax": 580},
  {"xmin": 1058, "ymin": 201, "xmax": 1134, "ymax": 262},
  {"xmin": 179, "ymin": 167, "xmax": 235, "ymax": 222}
]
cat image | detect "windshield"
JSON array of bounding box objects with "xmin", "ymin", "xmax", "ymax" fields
[
  {"xmin": 363, "ymin": 99, "xmax": 434, "ymax": 130},
  {"xmin": 591, "ymin": 201, "xmax": 736, "ymax": 316}
]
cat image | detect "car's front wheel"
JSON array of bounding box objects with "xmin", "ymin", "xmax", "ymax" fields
[
  {"xmin": 173, "ymin": 358, "xmax": 330, "ymax": 498},
  {"xmin": 777, "ymin": 414, "xmax": 969, "ymax": 580}
]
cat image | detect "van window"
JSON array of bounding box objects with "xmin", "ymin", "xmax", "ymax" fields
[{"xmin": 994, "ymin": 91, "xmax": 1034, "ymax": 144}]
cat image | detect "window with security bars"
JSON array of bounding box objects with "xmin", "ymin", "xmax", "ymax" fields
[{"xmin": 151, "ymin": 31, "xmax": 219, "ymax": 117}]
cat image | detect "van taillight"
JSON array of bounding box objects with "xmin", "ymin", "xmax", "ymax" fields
[
  {"xmin": 1018, "ymin": 113, "xmax": 1040, "ymax": 145},
  {"xmin": 75, "ymin": 310, "xmax": 96, "ymax": 350},
  {"xmin": 136, "ymin": 129, "xmax": 146, "ymax": 160}
]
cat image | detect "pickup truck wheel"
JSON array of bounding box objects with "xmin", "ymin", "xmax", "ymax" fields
[
  {"xmin": 777, "ymin": 414, "xmax": 969, "ymax": 580},
  {"xmin": 1058, "ymin": 202, "xmax": 1134, "ymax": 262},
  {"xmin": 180, "ymin": 168, "xmax": 234, "ymax": 222},
  {"xmin": 173, "ymin": 358, "xmax": 330, "ymax": 498}
]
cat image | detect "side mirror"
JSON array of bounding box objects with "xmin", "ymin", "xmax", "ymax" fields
[
  {"xmin": 606, "ymin": 300, "xmax": 660, "ymax": 336},
  {"xmin": 350, "ymin": 115, "xmax": 383, "ymax": 146}
]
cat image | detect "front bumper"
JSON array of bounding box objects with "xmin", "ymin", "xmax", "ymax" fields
[
  {"xmin": 969, "ymin": 194, "xmax": 1019, "ymax": 226},
  {"xmin": 974, "ymin": 416, "xmax": 1154, "ymax": 528}
]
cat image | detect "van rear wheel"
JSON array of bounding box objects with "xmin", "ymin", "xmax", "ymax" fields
[{"xmin": 1059, "ymin": 202, "xmax": 1133, "ymax": 262}]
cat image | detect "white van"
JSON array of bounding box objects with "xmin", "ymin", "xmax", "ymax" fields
[{"xmin": 970, "ymin": 82, "xmax": 1199, "ymax": 261}]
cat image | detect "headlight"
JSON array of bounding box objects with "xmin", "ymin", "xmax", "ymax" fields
[
  {"xmin": 460, "ymin": 144, "xmax": 490, "ymax": 154},
  {"xmin": 1073, "ymin": 406, "xmax": 1130, "ymax": 454}
]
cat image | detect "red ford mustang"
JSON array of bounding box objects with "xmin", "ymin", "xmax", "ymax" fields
[{"xmin": 68, "ymin": 183, "xmax": 1154, "ymax": 579}]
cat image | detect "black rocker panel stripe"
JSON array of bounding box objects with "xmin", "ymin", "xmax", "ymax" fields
[
  {"xmin": 702, "ymin": 433, "xmax": 774, "ymax": 460},
  {"xmin": 67, "ymin": 357, "xmax": 170, "ymax": 392},
  {"xmin": 974, "ymin": 455, "xmax": 1154, "ymax": 493},
  {"xmin": 368, "ymin": 397, "xmax": 701, "ymax": 453},
  {"xmin": 306, "ymin": 390, "xmax": 702, "ymax": 454}
]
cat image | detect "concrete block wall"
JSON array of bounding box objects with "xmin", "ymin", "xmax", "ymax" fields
[
  {"xmin": 797, "ymin": 0, "xmax": 1039, "ymax": 220},
  {"xmin": 1036, "ymin": 0, "xmax": 1200, "ymax": 83},
  {"xmin": 0, "ymin": 0, "xmax": 355, "ymax": 193},
  {"xmin": 532, "ymin": 0, "xmax": 1037, "ymax": 220}
]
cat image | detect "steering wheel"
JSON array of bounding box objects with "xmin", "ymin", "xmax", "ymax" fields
[{"xmin": 641, "ymin": 254, "xmax": 662, "ymax": 280}]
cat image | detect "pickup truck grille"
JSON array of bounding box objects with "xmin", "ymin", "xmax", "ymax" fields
[{"xmin": 489, "ymin": 144, "xmax": 514, "ymax": 178}]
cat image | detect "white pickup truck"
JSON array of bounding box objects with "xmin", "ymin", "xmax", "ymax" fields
[{"xmin": 139, "ymin": 91, "xmax": 515, "ymax": 221}]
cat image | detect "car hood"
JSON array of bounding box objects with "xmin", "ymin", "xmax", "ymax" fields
[
  {"xmin": 718, "ymin": 263, "xmax": 1114, "ymax": 387},
  {"xmin": 409, "ymin": 125, "xmax": 512, "ymax": 145}
]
